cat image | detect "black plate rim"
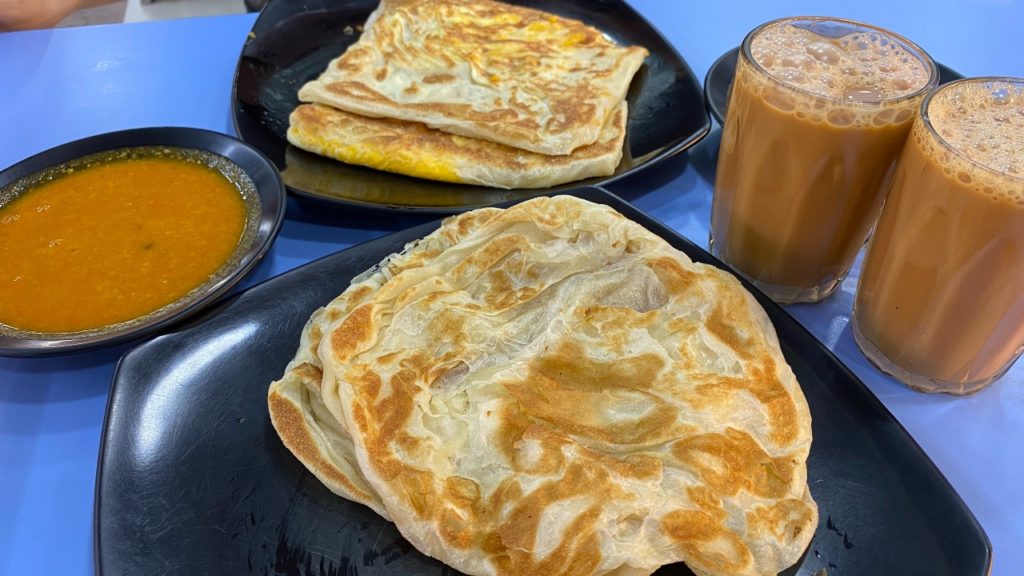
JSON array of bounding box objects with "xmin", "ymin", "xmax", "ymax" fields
[
  {"xmin": 0, "ymin": 126, "xmax": 287, "ymax": 357},
  {"xmin": 229, "ymin": 0, "xmax": 711, "ymax": 215},
  {"xmin": 702, "ymin": 46, "xmax": 739, "ymax": 125},
  {"xmin": 94, "ymin": 185, "xmax": 991, "ymax": 576},
  {"xmin": 703, "ymin": 46, "xmax": 965, "ymax": 125}
]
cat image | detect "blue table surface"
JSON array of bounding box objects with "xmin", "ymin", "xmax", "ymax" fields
[{"xmin": 1, "ymin": 1, "xmax": 1022, "ymax": 574}]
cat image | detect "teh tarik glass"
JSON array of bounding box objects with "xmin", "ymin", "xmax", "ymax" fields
[
  {"xmin": 853, "ymin": 78, "xmax": 1024, "ymax": 395},
  {"xmin": 712, "ymin": 17, "xmax": 938, "ymax": 304}
]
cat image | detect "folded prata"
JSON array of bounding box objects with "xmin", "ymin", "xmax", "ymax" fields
[
  {"xmin": 296, "ymin": 0, "xmax": 647, "ymax": 156},
  {"xmin": 286, "ymin": 101, "xmax": 626, "ymax": 189}
]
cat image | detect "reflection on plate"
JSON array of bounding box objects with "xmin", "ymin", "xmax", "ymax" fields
[
  {"xmin": 231, "ymin": 0, "xmax": 710, "ymax": 214},
  {"xmin": 96, "ymin": 187, "xmax": 989, "ymax": 576},
  {"xmin": 703, "ymin": 46, "xmax": 965, "ymax": 125},
  {"xmin": 0, "ymin": 128, "xmax": 285, "ymax": 357},
  {"xmin": 282, "ymin": 144, "xmax": 543, "ymax": 212}
]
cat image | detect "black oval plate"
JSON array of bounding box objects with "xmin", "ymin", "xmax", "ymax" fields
[
  {"xmin": 0, "ymin": 127, "xmax": 286, "ymax": 357},
  {"xmin": 96, "ymin": 187, "xmax": 989, "ymax": 576},
  {"xmin": 231, "ymin": 0, "xmax": 710, "ymax": 214},
  {"xmin": 703, "ymin": 46, "xmax": 964, "ymax": 125}
]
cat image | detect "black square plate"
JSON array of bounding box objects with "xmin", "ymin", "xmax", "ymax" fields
[
  {"xmin": 95, "ymin": 187, "xmax": 990, "ymax": 575},
  {"xmin": 231, "ymin": 0, "xmax": 710, "ymax": 214}
]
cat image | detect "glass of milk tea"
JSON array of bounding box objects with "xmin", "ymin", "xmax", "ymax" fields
[
  {"xmin": 712, "ymin": 17, "xmax": 938, "ymax": 304},
  {"xmin": 853, "ymin": 77, "xmax": 1024, "ymax": 395}
]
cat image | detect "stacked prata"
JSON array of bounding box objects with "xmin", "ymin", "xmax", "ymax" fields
[
  {"xmin": 286, "ymin": 0, "xmax": 647, "ymax": 188},
  {"xmin": 267, "ymin": 195, "xmax": 818, "ymax": 576}
]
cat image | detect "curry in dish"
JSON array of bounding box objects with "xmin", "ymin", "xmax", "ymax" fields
[
  {"xmin": 287, "ymin": 0, "xmax": 648, "ymax": 189},
  {"xmin": 268, "ymin": 195, "xmax": 818, "ymax": 576},
  {"xmin": 0, "ymin": 148, "xmax": 247, "ymax": 333}
]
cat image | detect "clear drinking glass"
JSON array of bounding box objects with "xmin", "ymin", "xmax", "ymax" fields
[
  {"xmin": 711, "ymin": 17, "xmax": 938, "ymax": 304},
  {"xmin": 853, "ymin": 77, "xmax": 1024, "ymax": 395}
]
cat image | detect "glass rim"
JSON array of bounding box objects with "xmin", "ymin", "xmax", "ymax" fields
[
  {"xmin": 919, "ymin": 76, "xmax": 1024, "ymax": 183},
  {"xmin": 740, "ymin": 16, "xmax": 940, "ymax": 107}
]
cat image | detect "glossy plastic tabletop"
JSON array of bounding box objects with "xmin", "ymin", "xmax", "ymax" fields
[{"xmin": 1, "ymin": 1, "xmax": 1022, "ymax": 575}]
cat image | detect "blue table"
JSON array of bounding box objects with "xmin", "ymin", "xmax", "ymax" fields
[{"xmin": 1, "ymin": 2, "xmax": 1022, "ymax": 574}]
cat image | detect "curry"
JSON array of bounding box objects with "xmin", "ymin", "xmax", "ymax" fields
[{"xmin": 0, "ymin": 151, "xmax": 248, "ymax": 333}]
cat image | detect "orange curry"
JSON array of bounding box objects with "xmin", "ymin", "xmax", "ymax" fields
[{"xmin": 0, "ymin": 155, "xmax": 247, "ymax": 332}]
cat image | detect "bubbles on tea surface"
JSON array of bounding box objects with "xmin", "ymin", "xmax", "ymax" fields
[
  {"xmin": 871, "ymin": 108, "xmax": 895, "ymax": 124},
  {"xmin": 761, "ymin": 86, "xmax": 797, "ymax": 112},
  {"xmin": 892, "ymin": 77, "xmax": 919, "ymax": 92},
  {"xmin": 922, "ymin": 79, "xmax": 1024, "ymax": 200},
  {"xmin": 749, "ymin": 20, "xmax": 932, "ymax": 105},
  {"xmin": 928, "ymin": 80, "xmax": 1024, "ymax": 174},
  {"xmin": 780, "ymin": 53, "xmax": 816, "ymax": 72},
  {"xmin": 990, "ymin": 87, "xmax": 1013, "ymax": 106},
  {"xmin": 844, "ymin": 87, "xmax": 884, "ymax": 103},
  {"xmin": 750, "ymin": 45, "xmax": 776, "ymax": 67},
  {"xmin": 777, "ymin": 67, "xmax": 807, "ymax": 84},
  {"xmin": 805, "ymin": 41, "xmax": 841, "ymax": 65},
  {"xmin": 827, "ymin": 108, "xmax": 856, "ymax": 126},
  {"xmin": 851, "ymin": 38, "xmax": 870, "ymax": 51}
]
